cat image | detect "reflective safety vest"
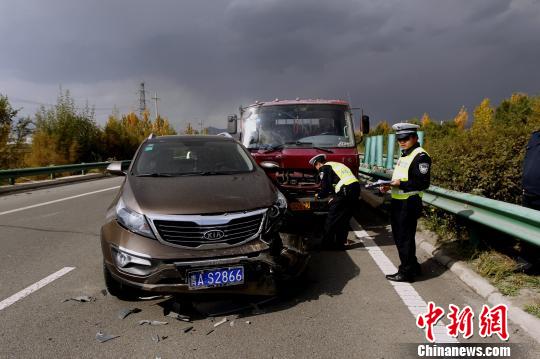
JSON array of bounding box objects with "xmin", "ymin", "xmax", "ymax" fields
[
  {"xmin": 391, "ymin": 147, "xmax": 428, "ymax": 200},
  {"xmin": 326, "ymin": 161, "xmax": 359, "ymax": 194}
]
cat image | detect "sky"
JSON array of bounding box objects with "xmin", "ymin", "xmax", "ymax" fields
[{"xmin": 1, "ymin": 0, "xmax": 539, "ymax": 131}]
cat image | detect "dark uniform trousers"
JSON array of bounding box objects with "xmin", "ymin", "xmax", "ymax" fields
[
  {"xmin": 390, "ymin": 194, "xmax": 422, "ymax": 275},
  {"xmin": 323, "ymin": 182, "xmax": 360, "ymax": 246}
]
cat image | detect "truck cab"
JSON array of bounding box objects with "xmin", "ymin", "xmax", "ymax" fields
[{"xmin": 228, "ymin": 99, "xmax": 367, "ymax": 215}]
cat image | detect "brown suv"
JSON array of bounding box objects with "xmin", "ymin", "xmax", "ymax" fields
[{"xmin": 101, "ymin": 135, "xmax": 308, "ymax": 298}]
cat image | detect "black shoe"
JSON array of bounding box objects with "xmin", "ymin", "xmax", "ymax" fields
[{"xmin": 385, "ymin": 272, "xmax": 414, "ymax": 283}]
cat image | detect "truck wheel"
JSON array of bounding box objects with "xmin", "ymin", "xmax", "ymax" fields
[{"xmin": 103, "ymin": 262, "xmax": 139, "ymax": 300}]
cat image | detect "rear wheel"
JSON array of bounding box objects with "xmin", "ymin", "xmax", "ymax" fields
[{"xmin": 103, "ymin": 262, "xmax": 140, "ymax": 300}]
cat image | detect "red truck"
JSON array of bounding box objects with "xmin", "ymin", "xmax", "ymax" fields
[{"xmin": 227, "ymin": 99, "xmax": 368, "ymax": 216}]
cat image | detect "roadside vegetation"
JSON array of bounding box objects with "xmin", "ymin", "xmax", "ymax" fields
[{"xmin": 366, "ymin": 93, "xmax": 540, "ymax": 308}]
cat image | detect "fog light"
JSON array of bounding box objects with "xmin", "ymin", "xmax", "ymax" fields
[
  {"xmin": 116, "ymin": 252, "xmax": 130, "ymax": 268},
  {"xmin": 114, "ymin": 248, "xmax": 152, "ymax": 268}
]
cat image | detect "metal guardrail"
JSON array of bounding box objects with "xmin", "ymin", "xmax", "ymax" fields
[
  {"xmin": 0, "ymin": 161, "xmax": 131, "ymax": 185},
  {"xmin": 359, "ymin": 165, "xmax": 540, "ymax": 247}
]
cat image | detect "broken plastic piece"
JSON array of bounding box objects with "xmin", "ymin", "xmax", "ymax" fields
[
  {"xmin": 206, "ymin": 329, "xmax": 214, "ymax": 335},
  {"xmin": 151, "ymin": 334, "xmax": 160, "ymax": 343},
  {"xmin": 64, "ymin": 295, "xmax": 96, "ymax": 303},
  {"xmin": 213, "ymin": 317, "xmax": 228, "ymax": 328},
  {"xmin": 183, "ymin": 326, "xmax": 194, "ymax": 333},
  {"xmin": 96, "ymin": 331, "xmax": 120, "ymax": 343},
  {"xmin": 118, "ymin": 307, "xmax": 141, "ymax": 320},
  {"xmin": 166, "ymin": 312, "xmax": 191, "ymax": 322},
  {"xmin": 229, "ymin": 321, "xmax": 235, "ymax": 327},
  {"xmin": 245, "ymin": 320, "xmax": 251, "ymax": 325},
  {"xmin": 139, "ymin": 320, "xmax": 168, "ymax": 326}
]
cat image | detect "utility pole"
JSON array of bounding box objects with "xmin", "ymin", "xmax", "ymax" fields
[
  {"xmin": 139, "ymin": 82, "xmax": 147, "ymax": 118},
  {"xmin": 198, "ymin": 119, "xmax": 204, "ymax": 134},
  {"xmin": 151, "ymin": 92, "xmax": 160, "ymax": 119}
]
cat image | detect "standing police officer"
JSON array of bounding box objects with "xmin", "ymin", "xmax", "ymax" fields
[
  {"xmin": 309, "ymin": 154, "xmax": 360, "ymax": 250},
  {"xmin": 380, "ymin": 123, "xmax": 431, "ymax": 282},
  {"xmin": 522, "ymin": 130, "xmax": 540, "ymax": 211}
]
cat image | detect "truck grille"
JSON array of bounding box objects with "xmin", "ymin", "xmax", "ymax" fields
[{"xmin": 152, "ymin": 212, "xmax": 265, "ymax": 248}]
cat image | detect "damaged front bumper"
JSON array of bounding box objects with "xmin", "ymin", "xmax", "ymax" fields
[{"xmin": 102, "ymin": 222, "xmax": 310, "ymax": 296}]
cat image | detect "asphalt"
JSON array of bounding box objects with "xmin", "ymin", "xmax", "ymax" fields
[{"xmin": 0, "ymin": 178, "xmax": 538, "ymax": 358}]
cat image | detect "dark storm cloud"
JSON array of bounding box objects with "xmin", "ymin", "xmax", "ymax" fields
[{"xmin": 1, "ymin": 0, "xmax": 539, "ymax": 128}]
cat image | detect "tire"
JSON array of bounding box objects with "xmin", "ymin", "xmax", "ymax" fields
[{"xmin": 103, "ymin": 262, "xmax": 139, "ymax": 300}]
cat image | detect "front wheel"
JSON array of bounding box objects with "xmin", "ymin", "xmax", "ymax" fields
[{"xmin": 103, "ymin": 262, "xmax": 139, "ymax": 300}]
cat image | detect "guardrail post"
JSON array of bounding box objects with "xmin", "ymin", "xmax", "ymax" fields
[
  {"xmin": 386, "ymin": 133, "xmax": 395, "ymax": 169},
  {"xmin": 370, "ymin": 135, "xmax": 377, "ymax": 165},
  {"xmin": 81, "ymin": 162, "xmax": 86, "ymax": 175},
  {"xmin": 375, "ymin": 135, "xmax": 383, "ymax": 167},
  {"xmin": 364, "ymin": 137, "xmax": 371, "ymax": 164},
  {"xmin": 418, "ymin": 130, "xmax": 425, "ymax": 147}
]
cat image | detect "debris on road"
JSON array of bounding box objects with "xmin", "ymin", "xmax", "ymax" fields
[
  {"xmin": 166, "ymin": 312, "xmax": 191, "ymax": 322},
  {"xmin": 151, "ymin": 334, "xmax": 160, "ymax": 343},
  {"xmin": 183, "ymin": 326, "xmax": 194, "ymax": 333},
  {"xmin": 100, "ymin": 289, "xmax": 108, "ymax": 296},
  {"xmin": 96, "ymin": 331, "xmax": 120, "ymax": 343},
  {"xmin": 139, "ymin": 320, "xmax": 168, "ymax": 326},
  {"xmin": 229, "ymin": 321, "xmax": 235, "ymax": 327},
  {"xmin": 63, "ymin": 295, "xmax": 96, "ymax": 303},
  {"xmin": 118, "ymin": 307, "xmax": 141, "ymax": 320},
  {"xmin": 245, "ymin": 320, "xmax": 251, "ymax": 325},
  {"xmin": 205, "ymin": 329, "xmax": 214, "ymax": 335},
  {"xmin": 213, "ymin": 317, "xmax": 228, "ymax": 328}
]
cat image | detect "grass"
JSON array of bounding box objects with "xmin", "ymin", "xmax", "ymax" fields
[
  {"xmin": 421, "ymin": 210, "xmax": 540, "ymax": 297},
  {"xmin": 524, "ymin": 304, "xmax": 540, "ymax": 319}
]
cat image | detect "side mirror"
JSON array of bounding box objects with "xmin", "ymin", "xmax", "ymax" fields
[
  {"xmin": 106, "ymin": 161, "xmax": 126, "ymax": 176},
  {"xmin": 227, "ymin": 114, "xmax": 238, "ymax": 134},
  {"xmin": 361, "ymin": 115, "xmax": 370, "ymax": 135}
]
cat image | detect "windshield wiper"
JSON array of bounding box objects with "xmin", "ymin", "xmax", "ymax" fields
[
  {"xmin": 135, "ymin": 173, "xmax": 174, "ymax": 177},
  {"xmin": 262, "ymin": 144, "xmax": 285, "ymax": 153},
  {"xmin": 284, "ymin": 141, "xmax": 334, "ymax": 153}
]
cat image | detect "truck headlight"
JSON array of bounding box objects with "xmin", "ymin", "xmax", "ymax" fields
[{"xmin": 116, "ymin": 198, "xmax": 156, "ymax": 239}]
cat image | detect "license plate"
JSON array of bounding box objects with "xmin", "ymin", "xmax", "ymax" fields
[
  {"xmin": 187, "ymin": 266, "xmax": 244, "ymax": 290},
  {"xmin": 290, "ymin": 200, "xmax": 311, "ymax": 211}
]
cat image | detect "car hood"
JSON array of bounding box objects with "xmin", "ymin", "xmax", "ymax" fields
[{"xmin": 122, "ymin": 170, "xmax": 277, "ymax": 215}]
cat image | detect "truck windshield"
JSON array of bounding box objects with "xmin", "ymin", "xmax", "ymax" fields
[{"xmin": 241, "ymin": 104, "xmax": 355, "ymax": 150}]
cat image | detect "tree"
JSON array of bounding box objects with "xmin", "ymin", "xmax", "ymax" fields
[
  {"xmin": 453, "ymin": 106, "xmax": 468, "ymax": 130},
  {"xmin": 184, "ymin": 122, "xmax": 195, "ymax": 134},
  {"xmin": 26, "ymin": 90, "xmax": 102, "ymax": 166},
  {"xmin": 0, "ymin": 95, "xmax": 32, "ymax": 169},
  {"xmin": 421, "ymin": 113, "xmax": 432, "ymax": 127},
  {"xmin": 472, "ymin": 98, "xmax": 494, "ymax": 131}
]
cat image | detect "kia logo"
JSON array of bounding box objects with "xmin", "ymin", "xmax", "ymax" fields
[{"xmin": 203, "ymin": 230, "xmax": 225, "ymax": 241}]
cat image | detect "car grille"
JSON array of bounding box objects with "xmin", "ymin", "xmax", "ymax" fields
[{"xmin": 152, "ymin": 213, "xmax": 264, "ymax": 248}]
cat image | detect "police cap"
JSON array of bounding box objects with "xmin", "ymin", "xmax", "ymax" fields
[
  {"xmin": 308, "ymin": 154, "xmax": 326, "ymax": 166},
  {"xmin": 392, "ymin": 122, "xmax": 420, "ymax": 140}
]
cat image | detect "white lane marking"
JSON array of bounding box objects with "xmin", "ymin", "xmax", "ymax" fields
[
  {"xmin": 350, "ymin": 218, "xmax": 459, "ymax": 343},
  {"xmin": 0, "ymin": 267, "xmax": 76, "ymax": 311},
  {"xmin": 0, "ymin": 186, "xmax": 120, "ymax": 216}
]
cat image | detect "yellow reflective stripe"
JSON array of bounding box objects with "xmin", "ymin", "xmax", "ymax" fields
[
  {"xmin": 326, "ymin": 161, "xmax": 358, "ymax": 193},
  {"xmin": 391, "ymin": 147, "xmax": 427, "ymax": 200}
]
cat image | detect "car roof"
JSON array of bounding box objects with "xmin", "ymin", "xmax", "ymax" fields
[{"xmin": 146, "ymin": 135, "xmax": 234, "ymax": 143}]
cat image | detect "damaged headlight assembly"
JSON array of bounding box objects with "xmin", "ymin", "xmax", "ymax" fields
[
  {"xmin": 265, "ymin": 190, "xmax": 287, "ymax": 231},
  {"xmin": 116, "ymin": 198, "xmax": 156, "ymax": 239}
]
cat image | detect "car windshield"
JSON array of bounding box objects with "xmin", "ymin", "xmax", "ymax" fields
[
  {"xmin": 241, "ymin": 104, "xmax": 355, "ymax": 150},
  {"xmin": 132, "ymin": 139, "xmax": 254, "ymax": 176}
]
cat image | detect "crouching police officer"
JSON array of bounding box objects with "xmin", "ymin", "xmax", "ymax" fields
[
  {"xmin": 309, "ymin": 154, "xmax": 360, "ymax": 250},
  {"xmin": 380, "ymin": 123, "xmax": 431, "ymax": 282}
]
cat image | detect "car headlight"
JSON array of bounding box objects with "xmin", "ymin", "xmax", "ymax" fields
[{"xmin": 116, "ymin": 198, "xmax": 156, "ymax": 239}]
